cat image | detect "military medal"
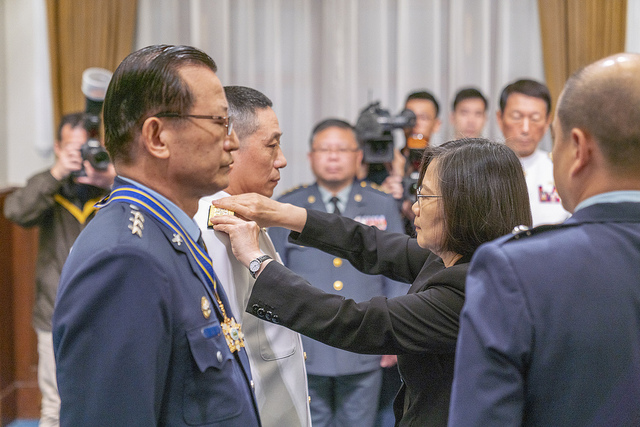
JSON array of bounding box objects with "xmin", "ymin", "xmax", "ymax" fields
[{"xmin": 99, "ymin": 186, "xmax": 246, "ymax": 354}]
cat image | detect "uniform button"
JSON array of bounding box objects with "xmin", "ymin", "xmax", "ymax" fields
[
  {"xmin": 333, "ymin": 280, "xmax": 343, "ymax": 291},
  {"xmin": 304, "ymin": 351, "xmax": 307, "ymax": 361},
  {"xmin": 257, "ymin": 308, "xmax": 266, "ymax": 318},
  {"xmin": 252, "ymin": 304, "xmax": 260, "ymax": 314},
  {"xmin": 308, "ymin": 396, "xmax": 311, "ymax": 403},
  {"xmin": 272, "ymin": 314, "xmax": 280, "ymax": 324},
  {"xmin": 354, "ymin": 194, "xmax": 363, "ymax": 202},
  {"xmin": 333, "ymin": 258, "xmax": 342, "ymax": 268},
  {"xmin": 216, "ymin": 351, "xmax": 223, "ymax": 363},
  {"xmin": 265, "ymin": 311, "xmax": 273, "ymax": 321}
]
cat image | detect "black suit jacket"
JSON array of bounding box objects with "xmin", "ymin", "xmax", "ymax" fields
[{"xmin": 248, "ymin": 210, "xmax": 471, "ymax": 426}]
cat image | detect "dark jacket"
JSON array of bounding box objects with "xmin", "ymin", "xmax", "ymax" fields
[{"xmin": 248, "ymin": 209, "xmax": 470, "ymax": 426}]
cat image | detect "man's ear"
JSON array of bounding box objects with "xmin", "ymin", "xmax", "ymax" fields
[
  {"xmin": 496, "ymin": 110, "xmax": 504, "ymax": 130},
  {"xmin": 140, "ymin": 117, "xmax": 170, "ymax": 159},
  {"xmin": 568, "ymin": 128, "xmax": 593, "ymax": 177},
  {"xmin": 433, "ymin": 118, "xmax": 442, "ymax": 134}
]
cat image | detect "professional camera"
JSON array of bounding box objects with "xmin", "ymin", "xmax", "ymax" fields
[
  {"xmin": 355, "ymin": 102, "xmax": 416, "ymax": 164},
  {"xmin": 74, "ymin": 67, "xmax": 112, "ymax": 175}
]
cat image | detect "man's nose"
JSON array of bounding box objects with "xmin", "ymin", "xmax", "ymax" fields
[{"xmin": 522, "ymin": 117, "xmax": 530, "ymax": 133}]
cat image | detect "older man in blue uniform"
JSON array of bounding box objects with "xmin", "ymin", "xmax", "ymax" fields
[
  {"xmin": 450, "ymin": 53, "xmax": 640, "ymax": 426},
  {"xmin": 270, "ymin": 118, "xmax": 406, "ymax": 427},
  {"xmin": 52, "ymin": 45, "xmax": 261, "ymax": 426}
]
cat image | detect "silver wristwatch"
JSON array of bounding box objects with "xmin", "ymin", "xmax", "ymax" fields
[{"xmin": 249, "ymin": 255, "xmax": 272, "ymax": 279}]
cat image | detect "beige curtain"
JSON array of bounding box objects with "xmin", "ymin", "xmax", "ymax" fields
[
  {"xmin": 47, "ymin": 0, "xmax": 137, "ymax": 127},
  {"xmin": 538, "ymin": 0, "xmax": 627, "ymax": 112}
]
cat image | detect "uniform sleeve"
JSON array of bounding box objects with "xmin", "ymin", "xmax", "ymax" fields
[
  {"xmin": 448, "ymin": 243, "xmax": 533, "ymax": 426},
  {"xmin": 53, "ymin": 246, "xmax": 173, "ymax": 426},
  {"xmin": 3, "ymin": 170, "xmax": 62, "ymax": 227},
  {"xmin": 248, "ymin": 261, "xmax": 464, "ymax": 355},
  {"xmin": 290, "ymin": 209, "xmax": 428, "ymax": 283}
]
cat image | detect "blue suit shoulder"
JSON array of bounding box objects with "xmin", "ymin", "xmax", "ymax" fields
[{"xmin": 277, "ymin": 183, "xmax": 315, "ymax": 203}]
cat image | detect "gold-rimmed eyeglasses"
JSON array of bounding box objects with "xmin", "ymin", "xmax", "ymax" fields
[{"xmin": 154, "ymin": 113, "xmax": 233, "ymax": 136}]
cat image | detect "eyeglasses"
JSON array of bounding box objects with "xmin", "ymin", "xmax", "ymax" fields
[
  {"xmin": 415, "ymin": 186, "xmax": 442, "ymax": 203},
  {"xmin": 154, "ymin": 113, "xmax": 233, "ymax": 135}
]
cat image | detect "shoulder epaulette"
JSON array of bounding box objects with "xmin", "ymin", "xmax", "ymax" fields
[
  {"xmin": 507, "ymin": 223, "xmax": 564, "ymax": 241},
  {"xmin": 359, "ymin": 180, "xmax": 389, "ymax": 194},
  {"xmin": 277, "ymin": 184, "xmax": 311, "ymax": 198}
]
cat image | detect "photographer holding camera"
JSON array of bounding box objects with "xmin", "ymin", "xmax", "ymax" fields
[{"xmin": 3, "ymin": 111, "xmax": 114, "ymax": 426}]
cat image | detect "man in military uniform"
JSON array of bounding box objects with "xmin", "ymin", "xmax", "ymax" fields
[
  {"xmin": 195, "ymin": 86, "xmax": 311, "ymax": 427},
  {"xmin": 269, "ymin": 118, "xmax": 406, "ymax": 427},
  {"xmin": 450, "ymin": 53, "xmax": 640, "ymax": 425},
  {"xmin": 52, "ymin": 45, "xmax": 261, "ymax": 426},
  {"xmin": 496, "ymin": 79, "xmax": 570, "ymax": 226}
]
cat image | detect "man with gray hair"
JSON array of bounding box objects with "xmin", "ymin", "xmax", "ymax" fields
[
  {"xmin": 450, "ymin": 53, "xmax": 640, "ymax": 426},
  {"xmin": 195, "ymin": 86, "xmax": 311, "ymax": 427}
]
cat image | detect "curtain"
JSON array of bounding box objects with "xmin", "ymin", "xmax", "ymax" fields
[
  {"xmin": 538, "ymin": 0, "xmax": 627, "ymax": 114},
  {"xmin": 46, "ymin": 0, "xmax": 137, "ymax": 128},
  {"xmin": 135, "ymin": 0, "xmax": 548, "ymax": 194}
]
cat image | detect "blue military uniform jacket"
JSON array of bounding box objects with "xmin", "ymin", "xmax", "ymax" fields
[
  {"xmin": 53, "ymin": 178, "xmax": 261, "ymax": 426},
  {"xmin": 450, "ymin": 202, "xmax": 640, "ymax": 426},
  {"xmin": 269, "ymin": 180, "xmax": 407, "ymax": 376}
]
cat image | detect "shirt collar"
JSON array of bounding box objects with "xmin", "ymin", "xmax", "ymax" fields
[
  {"xmin": 318, "ymin": 183, "xmax": 353, "ymax": 212},
  {"xmin": 118, "ymin": 176, "xmax": 201, "ymax": 242},
  {"xmin": 574, "ymin": 190, "xmax": 640, "ymax": 212}
]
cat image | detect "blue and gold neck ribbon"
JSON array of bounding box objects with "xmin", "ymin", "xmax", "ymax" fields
[{"xmin": 96, "ymin": 186, "xmax": 245, "ymax": 352}]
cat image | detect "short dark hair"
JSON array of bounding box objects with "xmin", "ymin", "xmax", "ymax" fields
[
  {"xmin": 103, "ymin": 45, "xmax": 218, "ymax": 164},
  {"xmin": 405, "ymin": 91, "xmax": 440, "ymax": 117},
  {"xmin": 499, "ymin": 79, "xmax": 551, "ymax": 116},
  {"xmin": 558, "ymin": 57, "xmax": 640, "ymax": 173},
  {"xmin": 309, "ymin": 118, "xmax": 357, "ymax": 146},
  {"xmin": 418, "ymin": 138, "xmax": 532, "ymax": 257},
  {"xmin": 57, "ymin": 112, "xmax": 87, "ymax": 140},
  {"xmin": 224, "ymin": 86, "xmax": 273, "ymax": 141},
  {"xmin": 452, "ymin": 88, "xmax": 487, "ymax": 111}
]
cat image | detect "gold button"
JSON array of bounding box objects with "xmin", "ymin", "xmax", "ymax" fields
[
  {"xmin": 308, "ymin": 396, "xmax": 311, "ymax": 403},
  {"xmin": 360, "ymin": 181, "xmax": 367, "ymax": 187},
  {"xmin": 304, "ymin": 351, "xmax": 307, "ymax": 361},
  {"xmin": 333, "ymin": 280, "xmax": 343, "ymax": 291},
  {"xmin": 333, "ymin": 258, "xmax": 343, "ymax": 268},
  {"xmin": 308, "ymin": 195, "xmax": 316, "ymax": 203},
  {"xmin": 354, "ymin": 194, "xmax": 363, "ymax": 202}
]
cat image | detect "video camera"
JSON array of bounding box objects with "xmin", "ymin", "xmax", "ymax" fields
[
  {"xmin": 74, "ymin": 67, "xmax": 113, "ymax": 176},
  {"xmin": 355, "ymin": 102, "xmax": 416, "ymax": 164}
]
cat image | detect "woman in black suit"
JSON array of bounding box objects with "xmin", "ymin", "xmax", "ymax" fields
[{"xmin": 211, "ymin": 139, "xmax": 531, "ymax": 426}]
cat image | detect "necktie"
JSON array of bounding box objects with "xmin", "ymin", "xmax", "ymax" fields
[{"xmin": 330, "ymin": 196, "xmax": 341, "ymax": 215}]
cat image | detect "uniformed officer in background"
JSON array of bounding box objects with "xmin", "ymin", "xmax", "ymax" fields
[
  {"xmin": 269, "ymin": 118, "xmax": 406, "ymax": 427},
  {"xmin": 496, "ymin": 79, "xmax": 570, "ymax": 225}
]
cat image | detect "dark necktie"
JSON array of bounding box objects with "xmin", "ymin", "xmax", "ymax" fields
[{"xmin": 330, "ymin": 196, "xmax": 341, "ymax": 215}]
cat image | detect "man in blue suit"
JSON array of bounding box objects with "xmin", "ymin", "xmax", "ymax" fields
[
  {"xmin": 270, "ymin": 118, "xmax": 406, "ymax": 427},
  {"xmin": 52, "ymin": 45, "xmax": 261, "ymax": 426},
  {"xmin": 449, "ymin": 53, "xmax": 640, "ymax": 426}
]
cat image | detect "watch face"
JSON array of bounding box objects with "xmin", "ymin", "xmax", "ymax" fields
[{"xmin": 250, "ymin": 259, "xmax": 260, "ymax": 272}]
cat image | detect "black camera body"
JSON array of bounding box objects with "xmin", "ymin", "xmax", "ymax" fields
[
  {"xmin": 74, "ymin": 68, "xmax": 112, "ymax": 176},
  {"xmin": 355, "ymin": 102, "xmax": 416, "ymax": 164}
]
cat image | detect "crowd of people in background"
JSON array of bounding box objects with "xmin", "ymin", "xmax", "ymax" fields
[{"xmin": 4, "ymin": 44, "xmax": 640, "ymax": 427}]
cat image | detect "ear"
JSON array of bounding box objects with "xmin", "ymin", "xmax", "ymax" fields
[
  {"xmin": 355, "ymin": 148, "xmax": 364, "ymax": 167},
  {"xmin": 568, "ymin": 128, "xmax": 592, "ymax": 177},
  {"xmin": 140, "ymin": 117, "xmax": 170, "ymax": 160},
  {"xmin": 53, "ymin": 139, "xmax": 62, "ymax": 157},
  {"xmin": 496, "ymin": 110, "xmax": 504, "ymax": 130}
]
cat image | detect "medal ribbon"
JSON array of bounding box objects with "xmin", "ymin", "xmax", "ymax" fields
[{"xmin": 96, "ymin": 186, "xmax": 245, "ymax": 352}]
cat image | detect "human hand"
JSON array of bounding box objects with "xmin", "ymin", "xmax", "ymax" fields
[
  {"xmin": 212, "ymin": 193, "xmax": 306, "ymax": 232},
  {"xmin": 380, "ymin": 354, "xmax": 398, "ymax": 368},
  {"xmin": 210, "ymin": 214, "xmax": 265, "ymax": 268},
  {"xmin": 380, "ymin": 175, "xmax": 403, "ymax": 200},
  {"xmin": 76, "ymin": 161, "xmax": 116, "ymax": 189},
  {"xmin": 50, "ymin": 142, "xmax": 83, "ymax": 180}
]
